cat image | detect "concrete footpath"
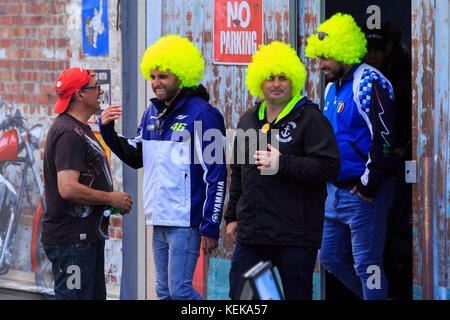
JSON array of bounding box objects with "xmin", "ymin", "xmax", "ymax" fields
[
  {"xmin": 0, "ymin": 269, "xmax": 120, "ymax": 300},
  {"xmin": 0, "ymin": 287, "xmax": 48, "ymax": 300}
]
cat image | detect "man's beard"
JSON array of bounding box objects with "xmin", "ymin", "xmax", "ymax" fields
[
  {"xmin": 325, "ymin": 63, "xmax": 346, "ymax": 82},
  {"xmin": 162, "ymin": 87, "xmax": 180, "ymax": 104},
  {"xmin": 155, "ymin": 85, "xmax": 180, "ymax": 105}
]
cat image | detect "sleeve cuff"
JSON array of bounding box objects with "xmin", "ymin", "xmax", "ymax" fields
[
  {"xmin": 224, "ymin": 213, "xmax": 237, "ymax": 225},
  {"xmin": 356, "ymin": 181, "xmax": 376, "ymax": 199}
]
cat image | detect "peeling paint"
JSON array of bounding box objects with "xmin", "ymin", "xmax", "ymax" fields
[
  {"xmin": 412, "ymin": 0, "xmax": 450, "ymax": 299},
  {"xmin": 297, "ymin": 0, "xmax": 321, "ymax": 102}
]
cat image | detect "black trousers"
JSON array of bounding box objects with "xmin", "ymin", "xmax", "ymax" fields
[{"xmin": 229, "ymin": 242, "xmax": 318, "ymax": 300}]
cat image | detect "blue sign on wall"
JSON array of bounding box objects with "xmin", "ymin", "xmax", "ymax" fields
[{"xmin": 82, "ymin": 0, "xmax": 109, "ymax": 56}]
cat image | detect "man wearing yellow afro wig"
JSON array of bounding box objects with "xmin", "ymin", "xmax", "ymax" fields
[
  {"xmin": 140, "ymin": 34, "xmax": 205, "ymax": 89},
  {"xmin": 306, "ymin": 13, "xmax": 398, "ymax": 300},
  {"xmin": 99, "ymin": 35, "xmax": 227, "ymax": 300},
  {"xmin": 224, "ymin": 41, "xmax": 340, "ymax": 300}
]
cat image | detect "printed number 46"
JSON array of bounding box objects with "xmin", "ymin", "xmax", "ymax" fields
[{"xmin": 171, "ymin": 122, "xmax": 187, "ymax": 131}]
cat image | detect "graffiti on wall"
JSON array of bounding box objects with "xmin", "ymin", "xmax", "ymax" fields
[{"xmin": 0, "ymin": 94, "xmax": 53, "ymax": 295}]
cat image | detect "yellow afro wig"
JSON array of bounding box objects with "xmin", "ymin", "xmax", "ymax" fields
[
  {"xmin": 245, "ymin": 41, "xmax": 306, "ymax": 98},
  {"xmin": 140, "ymin": 35, "xmax": 205, "ymax": 88},
  {"xmin": 305, "ymin": 13, "xmax": 367, "ymax": 65}
]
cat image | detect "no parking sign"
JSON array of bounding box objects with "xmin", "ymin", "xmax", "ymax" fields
[{"xmin": 213, "ymin": 0, "xmax": 263, "ymax": 65}]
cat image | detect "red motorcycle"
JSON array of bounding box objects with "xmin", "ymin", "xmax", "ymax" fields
[{"xmin": 0, "ymin": 94, "xmax": 53, "ymax": 296}]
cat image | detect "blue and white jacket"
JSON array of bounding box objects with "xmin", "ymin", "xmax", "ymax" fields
[
  {"xmin": 323, "ymin": 63, "xmax": 397, "ymax": 198},
  {"xmin": 99, "ymin": 85, "xmax": 227, "ymax": 239}
]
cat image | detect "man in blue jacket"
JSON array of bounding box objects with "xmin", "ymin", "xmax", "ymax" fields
[
  {"xmin": 99, "ymin": 35, "xmax": 227, "ymax": 300},
  {"xmin": 305, "ymin": 13, "xmax": 397, "ymax": 300}
]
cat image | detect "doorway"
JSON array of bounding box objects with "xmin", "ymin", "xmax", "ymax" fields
[{"xmin": 322, "ymin": 0, "xmax": 413, "ymax": 300}]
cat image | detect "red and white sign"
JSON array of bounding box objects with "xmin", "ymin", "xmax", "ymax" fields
[{"xmin": 213, "ymin": 0, "xmax": 263, "ymax": 65}]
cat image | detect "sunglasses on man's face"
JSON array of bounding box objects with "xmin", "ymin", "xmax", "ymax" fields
[
  {"xmin": 317, "ymin": 32, "xmax": 328, "ymax": 41},
  {"xmin": 81, "ymin": 71, "xmax": 101, "ymax": 91},
  {"xmin": 81, "ymin": 83, "xmax": 101, "ymax": 91}
]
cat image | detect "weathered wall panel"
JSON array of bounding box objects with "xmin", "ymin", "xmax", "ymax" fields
[
  {"xmin": 297, "ymin": 0, "xmax": 321, "ymax": 103},
  {"xmin": 433, "ymin": 0, "xmax": 449, "ymax": 300},
  {"xmin": 412, "ymin": 0, "xmax": 450, "ymax": 300}
]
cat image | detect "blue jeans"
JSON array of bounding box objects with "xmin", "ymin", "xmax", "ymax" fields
[
  {"xmin": 152, "ymin": 226, "xmax": 204, "ymax": 300},
  {"xmin": 319, "ymin": 179, "xmax": 395, "ymax": 300},
  {"xmin": 229, "ymin": 243, "xmax": 318, "ymax": 300},
  {"xmin": 43, "ymin": 240, "xmax": 106, "ymax": 300}
]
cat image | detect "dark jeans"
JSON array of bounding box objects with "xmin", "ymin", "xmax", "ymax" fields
[
  {"xmin": 43, "ymin": 240, "xmax": 106, "ymax": 300},
  {"xmin": 319, "ymin": 179, "xmax": 396, "ymax": 300},
  {"xmin": 229, "ymin": 242, "xmax": 318, "ymax": 300}
]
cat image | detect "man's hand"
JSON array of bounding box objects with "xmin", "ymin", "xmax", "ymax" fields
[
  {"xmin": 253, "ymin": 144, "xmax": 280, "ymax": 175},
  {"xmin": 201, "ymin": 236, "xmax": 218, "ymax": 255},
  {"xmin": 108, "ymin": 192, "xmax": 133, "ymax": 214},
  {"xmin": 350, "ymin": 186, "xmax": 373, "ymax": 202},
  {"xmin": 100, "ymin": 105, "xmax": 122, "ymax": 125},
  {"xmin": 226, "ymin": 221, "xmax": 238, "ymax": 244}
]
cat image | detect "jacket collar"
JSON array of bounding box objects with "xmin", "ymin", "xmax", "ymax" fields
[
  {"xmin": 258, "ymin": 94, "xmax": 304, "ymax": 124},
  {"xmin": 336, "ymin": 63, "xmax": 362, "ymax": 90},
  {"xmin": 256, "ymin": 95, "xmax": 312, "ymax": 126}
]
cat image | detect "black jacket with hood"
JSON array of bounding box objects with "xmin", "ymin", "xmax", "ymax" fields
[{"xmin": 224, "ymin": 96, "xmax": 340, "ymax": 248}]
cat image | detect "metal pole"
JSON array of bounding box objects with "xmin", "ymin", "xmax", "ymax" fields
[
  {"xmin": 137, "ymin": 0, "xmax": 147, "ymax": 301},
  {"xmin": 289, "ymin": 0, "xmax": 298, "ymax": 50}
]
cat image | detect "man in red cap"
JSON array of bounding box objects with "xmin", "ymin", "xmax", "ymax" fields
[{"xmin": 42, "ymin": 67, "xmax": 133, "ymax": 299}]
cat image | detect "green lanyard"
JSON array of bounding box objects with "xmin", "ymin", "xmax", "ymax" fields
[{"xmin": 258, "ymin": 94, "xmax": 304, "ymax": 125}]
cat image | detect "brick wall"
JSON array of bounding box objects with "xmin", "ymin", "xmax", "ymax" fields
[{"xmin": 0, "ymin": 0, "xmax": 71, "ymax": 112}]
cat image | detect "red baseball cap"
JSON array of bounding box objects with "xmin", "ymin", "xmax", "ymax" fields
[{"xmin": 54, "ymin": 67, "xmax": 94, "ymax": 114}]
